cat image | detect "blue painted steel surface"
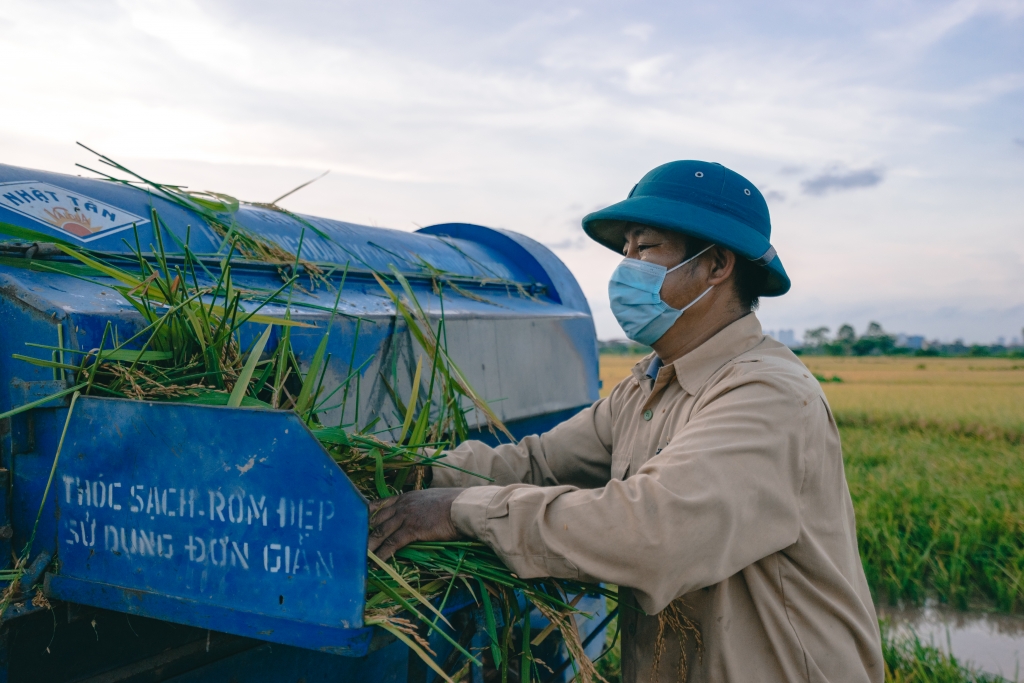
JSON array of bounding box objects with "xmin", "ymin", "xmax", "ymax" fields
[
  {"xmin": 45, "ymin": 575, "xmax": 375, "ymax": 657},
  {"xmin": 49, "ymin": 398, "xmax": 368, "ymax": 651},
  {"xmin": 417, "ymin": 223, "xmax": 591, "ymax": 312},
  {"xmin": 167, "ymin": 636, "xmax": 412, "ymax": 683}
]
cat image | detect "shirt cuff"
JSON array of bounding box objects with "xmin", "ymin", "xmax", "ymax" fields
[{"xmin": 450, "ymin": 486, "xmax": 503, "ymax": 539}]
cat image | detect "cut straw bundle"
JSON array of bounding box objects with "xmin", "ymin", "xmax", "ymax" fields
[{"xmin": 0, "ymin": 205, "xmax": 611, "ymax": 681}]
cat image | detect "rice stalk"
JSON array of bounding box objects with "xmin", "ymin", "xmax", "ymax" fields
[{"xmin": 0, "ymin": 215, "xmax": 607, "ymax": 682}]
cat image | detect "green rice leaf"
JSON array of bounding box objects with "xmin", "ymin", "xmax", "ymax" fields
[
  {"xmin": 521, "ymin": 610, "xmax": 532, "ymax": 683},
  {"xmin": 0, "ymin": 220, "xmax": 77, "ymax": 246},
  {"xmin": 310, "ymin": 426, "xmax": 351, "ymax": 446},
  {"xmin": 242, "ymin": 312, "xmax": 312, "ymax": 328},
  {"xmin": 170, "ymin": 389, "xmax": 269, "ymax": 408},
  {"xmin": 0, "ymin": 382, "xmax": 87, "ymax": 421},
  {"xmin": 228, "ymin": 324, "xmax": 273, "ymax": 407},
  {"xmin": 372, "ymin": 449, "xmax": 389, "ymax": 498},
  {"xmin": 367, "ymin": 551, "xmax": 452, "ymax": 629},
  {"xmin": 11, "ymin": 354, "xmax": 80, "ymax": 371},
  {"xmin": 184, "ymin": 190, "xmax": 240, "ymax": 215},
  {"xmin": 183, "ymin": 304, "xmax": 208, "ymax": 352},
  {"xmin": 478, "ymin": 578, "xmax": 503, "ymax": 669},
  {"xmin": 398, "ymin": 355, "xmax": 423, "ymax": 444},
  {"xmin": 0, "ymin": 255, "xmax": 101, "ymax": 278},
  {"xmin": 295, "ymin": 331, "xmax": 329, "ymax": 416},
  {"xmin": 368, "ymin": 620, "xmax": 455, "ymax": 683},
  {"xmin": 53, "ymin": 243, "xmax": 143, "ymax": 288},
  {"xmin": 99, "ymin": 349, "xmax": 174, "ymax": 362},
  {"xmin": 367, "ymin": 577, "xmax": 482, "ymax": 668},
  {"xmin": 19, "ymin": 391, "xmax": 81, "ymax": 576}
]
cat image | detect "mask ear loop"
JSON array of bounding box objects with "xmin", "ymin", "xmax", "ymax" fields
[
  {"xmin": 666, "ymin": 244, "xmax": 715, "ymax": 274},
  {"xmin": 666, "ymin": 244, "xmax": 716, "ymax": 314},
  {"xmin": 678, "ymin": 284, "xmax": 714, "ymax": 313}
]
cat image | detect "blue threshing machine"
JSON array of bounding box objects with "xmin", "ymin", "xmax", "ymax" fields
[{"xmin": 0, "ymin": 164, "xmax": 601, "ymax": 681}]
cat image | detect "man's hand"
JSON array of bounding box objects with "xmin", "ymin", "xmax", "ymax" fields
[{"xmin": 368, "ymin": 488, "xmax": 465, "ymax": 560}]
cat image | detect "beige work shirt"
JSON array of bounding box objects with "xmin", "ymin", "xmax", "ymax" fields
[{"xmin": 432, "ymin": 314, "xmax": 883, "ymax": 682}]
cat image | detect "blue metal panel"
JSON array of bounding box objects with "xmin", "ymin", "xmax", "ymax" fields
[
  {"xmin": 166, "ymin": 637, "xmax": 411, "ymax": 683},
  {"xmin": 417, "ymin": 223, "xmax": 592, "ymax": 313},
  {"xmin": 49, "ymin": 397, "xmax": 370, "ymax": 653},
  {"xmin": 468, "ymin": 405, "xmax": 589, "ymax": 446},
  {"xmin": 45, "ymin": 575, "xmax": 375, "ymax": 657},
  {"xmin": 0, "ymin": 467, "xmax": 10, "ymax": 570}
]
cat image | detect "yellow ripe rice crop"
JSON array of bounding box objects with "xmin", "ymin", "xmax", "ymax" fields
[
  {"xmin": 800, "ymin": 356, "xmax": 1024, "ymax": 442},
  {"xmin": 599, "ymin": 354, "xmax": 646, "ymax": 398},
  {"xmin": 602, "ymin": 354, "xmax": 1024, "ymax": 441}
]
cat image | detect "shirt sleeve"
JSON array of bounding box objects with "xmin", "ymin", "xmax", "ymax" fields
[
  {"xmin": 449, "ymin": 363, "xmax": 817, "ymax": 615},
  {"xmin": 429, "ymin": 397, "xmax": 614, "ymax": 490}
]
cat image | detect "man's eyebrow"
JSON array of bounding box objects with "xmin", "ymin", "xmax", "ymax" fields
[{"xmin": 625, "ymin": 225, "xmax": 658, "ymax": 240}]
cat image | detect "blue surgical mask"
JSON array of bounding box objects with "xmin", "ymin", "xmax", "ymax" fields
[{"xmin": 609, "ymin": 245, "xmax": 715, "ymax": 345}]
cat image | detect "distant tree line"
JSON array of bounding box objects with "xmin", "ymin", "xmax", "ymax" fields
[
  {"xmin": 598, "ymin": 339, "xmax": 653, "ymax": 355},
  {"xmin": 800, "ymin": 322, "xmax": 1024, "ymax": 357},
  {"xmin": 598, "ymin": 325, "xmax": 1023, "ymax": 358}
]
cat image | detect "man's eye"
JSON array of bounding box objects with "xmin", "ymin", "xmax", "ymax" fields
[{"xmin": 637, "ymin": 243, "xmax": 657, "ymax": 251}]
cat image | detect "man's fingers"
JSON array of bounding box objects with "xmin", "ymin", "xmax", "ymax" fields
[
  {"xmin": 368, "ymin": 495, "xmax": 400, "ymax": 516},
  {"xmin": 369, "ymin": 502, "xmax": 398, "ymax": 528},
  {"xmin": 365, "ymin": 488, "xmax": 462, "ymax": 558},
  {"xmin": 374, "ymin": 528, "xmax": 413, "ymax": 561},
  {"xmin": 368, "ymin": 514, "xmax": 405, "ymax": 553}
]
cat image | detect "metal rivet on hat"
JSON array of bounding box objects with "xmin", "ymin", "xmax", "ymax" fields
[
  {"xmin": 744, "ymin": 189, "xmax": 751, "ymax": 195},
  {"xmin": 694, "ymin": 171, "xmax": 704, "ymax": 178}
]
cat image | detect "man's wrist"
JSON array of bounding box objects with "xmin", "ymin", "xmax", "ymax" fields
[{"xmin": 449, "ymin": 486, "xmax": 504, "ymax": 539}]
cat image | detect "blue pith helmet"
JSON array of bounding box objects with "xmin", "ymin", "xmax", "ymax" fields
[{"xmin": 583, "ymin": 160, "xmax": 791, "ymax": 296}]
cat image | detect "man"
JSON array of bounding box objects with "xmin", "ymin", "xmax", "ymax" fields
[{"xmin": 369, "ymin": 160, "xmax": 884, "ymax": 682}]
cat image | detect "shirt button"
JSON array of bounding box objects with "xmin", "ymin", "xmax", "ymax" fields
[{"xmin": 643, "ymin": 409, "xmax": 653, "ymax": 421}]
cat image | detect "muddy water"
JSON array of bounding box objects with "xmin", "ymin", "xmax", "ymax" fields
[{"xmin": 878, "ymin": 602, "xmax": 1024, "ymax": 680}]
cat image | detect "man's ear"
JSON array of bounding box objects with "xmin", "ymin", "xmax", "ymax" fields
[{"xmin": 706, "ymin": 248, "xmax": 736, "ymax": 285}]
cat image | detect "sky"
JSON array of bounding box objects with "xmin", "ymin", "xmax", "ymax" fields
[{"xmin": 2, "ymin": 0, "xmax": 1022, "ymax": 343}]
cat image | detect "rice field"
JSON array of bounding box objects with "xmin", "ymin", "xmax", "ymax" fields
[
  {"xmin": 603, "ymin": 355, "xmax": 1024, "ymax": 441},
  {"xmin": 598, "ymin": 354, "xmax": 646, "ymax": 399},
  {"xmin": 598, "ymin": 353, "xmax": 1024, "ymax": 681},
  {"xmin": 803, "ymin": 356, "xmax": 1024, "ymax": 443}
]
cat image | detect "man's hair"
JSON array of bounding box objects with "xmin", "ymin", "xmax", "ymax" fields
[
  {"xmin": 684, "ymin": 236, "xmax": 766, "ymax": 311},
  {"xmin": 732, "ymin": 257, "xmax": 767, "ymax": 311}
]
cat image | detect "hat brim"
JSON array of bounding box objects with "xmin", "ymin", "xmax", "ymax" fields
[{"xmin": 583, "ymin": 195, "xmax": 791, "ymax": 296}]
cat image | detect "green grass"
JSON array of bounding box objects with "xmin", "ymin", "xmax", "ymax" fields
[
  {"xmin": 593, "ymin": 615, "xmax": 1003, "ymax": 683},
  {"xmin": 843, "ymin": 426, "xmax": 1024, "ymax": 612},
  {"xmin": 879, "ymin": 620, "xmax": 1003, "ymax": 682}
]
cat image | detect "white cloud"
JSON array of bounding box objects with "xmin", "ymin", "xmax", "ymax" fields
[{"xmin": 1, "ymin": 0, "xmax": 1021, "ymax": 341}]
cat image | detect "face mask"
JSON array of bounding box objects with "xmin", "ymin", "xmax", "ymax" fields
[{"xmin": 608, "ymin": 245, "xmax": 715, "ymax": 345}]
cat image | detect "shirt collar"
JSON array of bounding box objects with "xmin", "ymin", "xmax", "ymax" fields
[
  {"xmin": 669, "ymin": 313, "xmax": 765, "ymax": 395},
  {"xmin": 645, "ymin": 356, "xmax": 663, "ymax": 379},
  {"xmin": 629, "ymin": 354, "xmax": 660, "ymax": 396},
  {"xmin": 626, "ymin": 314, "xmax": 765, "ymax": 396}
]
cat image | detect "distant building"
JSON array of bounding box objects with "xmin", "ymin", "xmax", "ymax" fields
[
  {"xmin": 766, "ymin": 329, "xmax": 800, "ymax": 348},
  {"xmin": 778, "ymin": 329, "xmax": 799, "ymax": 347},
  {"xmin": 896, "ymin": 334, "xmax": 925, "ymax": 350}
]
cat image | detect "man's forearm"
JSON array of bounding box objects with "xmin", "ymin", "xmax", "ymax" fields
[{"xmin": 431, "ymin": 400, "xmax": 613, "ymax": 489}]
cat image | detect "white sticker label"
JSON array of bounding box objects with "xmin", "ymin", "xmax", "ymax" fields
[{"xmin": 0, "ymin": 181, "xmax": 149, "ymax": 242}]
